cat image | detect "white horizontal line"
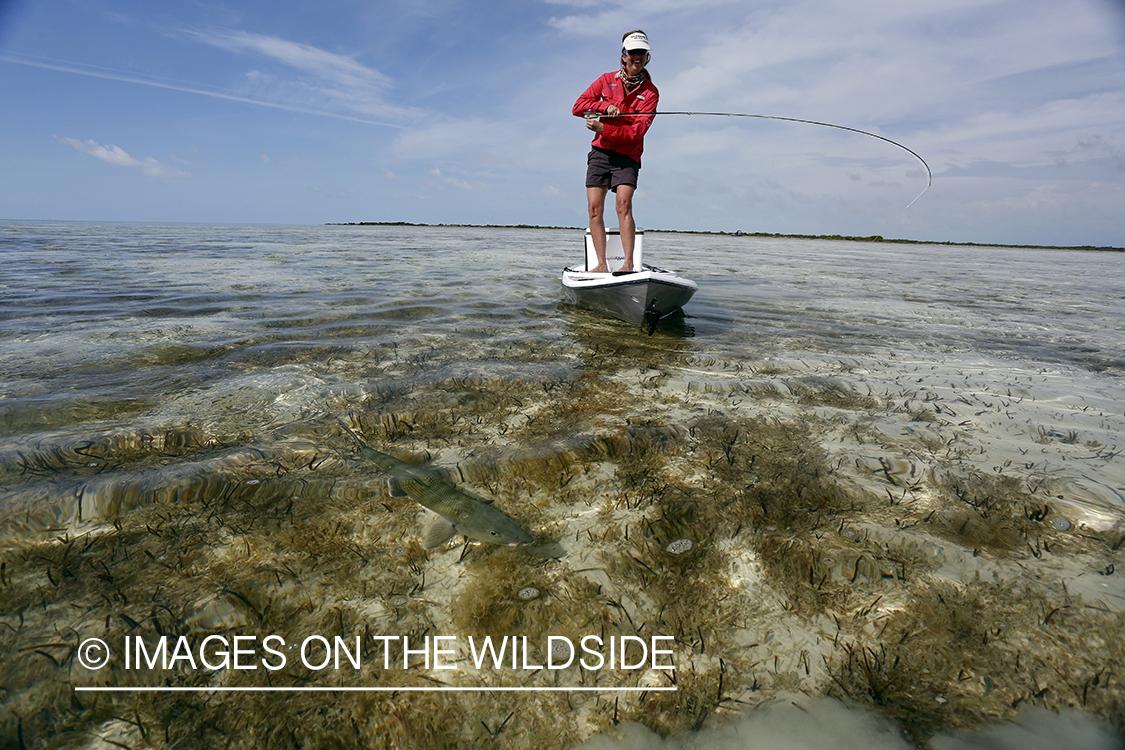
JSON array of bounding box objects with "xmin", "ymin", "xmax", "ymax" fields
[
  {"xmin": 75, "ymin": 686, "xmax": 676, "ymax": 693},
  {"xmin": 0, "ymin": 53, "xmax": 406, "ymax": 129}
]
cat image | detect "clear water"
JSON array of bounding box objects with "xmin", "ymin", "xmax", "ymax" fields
[
  {"xmin": 6, "ymin": 223, "xmax": 1119, "ymax": 522},
  {"xmin": 1, "ymin": 222, "xmax": 1122, "ymax": 748}
]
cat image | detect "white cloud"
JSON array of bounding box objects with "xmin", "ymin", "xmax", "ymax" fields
[
  {"xmin": 547, "ymin": 0, "xmax": 742, "ymax": 36},
  {"xmin": 183, "ymin": 28, "xmax": 421, "ymax": 124},
  {"xmin": 1, "ymin": 51, "xmax": 406, "ymax": 128},
  {"xmin": 56, "ymin": 137, "xmax": 191, "ymax": 177},
  {"xmin": 191, "ymin": 29, "xmax": 392, "ymax": 90},
  {"xmin": 427, "ymin": 168, "xmax": 488, "ymax": 192},
  {"xmin": 392, "ymin": 119, "xmax": 503, "ymax": 162}
]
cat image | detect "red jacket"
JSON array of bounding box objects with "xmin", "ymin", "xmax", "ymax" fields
[{"xmin": 573, "ymin": 71, "xmax": 659, "ymax": 166}]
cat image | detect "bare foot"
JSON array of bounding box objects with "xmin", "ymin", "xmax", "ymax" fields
[
  {"xmin": 616, "ymin": 266, "xmax": 634, "ymax": 274},
  {"xmin": 588, "ymin": 264, "xmax": 609, "ymax": 273}
]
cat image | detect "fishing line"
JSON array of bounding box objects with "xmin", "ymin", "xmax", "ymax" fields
[{"xmin": 604, "ymin": 111, "xmax": 932, "ymax": 208}]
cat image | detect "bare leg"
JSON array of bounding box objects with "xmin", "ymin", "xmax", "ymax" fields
[
  {"xmin": 615, "ymin": 184, "xmax": 636, "ymax": 273},
  {"xmin": 586, "ymin": 186, "xmax": 609, "ymax": 273}
]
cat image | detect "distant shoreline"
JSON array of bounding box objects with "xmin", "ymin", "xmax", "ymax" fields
[{"xmin": 325, "ymin": 222, "xmax": 1123, "ymax": 252}]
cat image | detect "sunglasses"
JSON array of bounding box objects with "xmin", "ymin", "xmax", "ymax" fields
[{"xmin": 624, "ymin": 49, "xmax": 648, "ymax": 57}]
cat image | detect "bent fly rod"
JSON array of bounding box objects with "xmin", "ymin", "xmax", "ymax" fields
[{"xmin": 593, "ymin": 110, "xmax": 932, "ymax": 208}]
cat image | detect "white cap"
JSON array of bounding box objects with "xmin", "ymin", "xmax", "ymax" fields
[{"xmin": 622, "ymin": 32, "xmax": 650, "ymax": 52}]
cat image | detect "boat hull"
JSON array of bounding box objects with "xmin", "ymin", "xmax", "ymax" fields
[
  {"xmin": 562, "ymin": 228, "xmax": 697, "ymax": 333},
  {"xmin": 561, "ymin": 265, "xmax": 697, "ymax": 331}
]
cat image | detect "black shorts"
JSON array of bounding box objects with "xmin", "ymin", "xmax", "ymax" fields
[{"xmin": 585, "ymin": 147, "xmax": 640, "ymax": 193}]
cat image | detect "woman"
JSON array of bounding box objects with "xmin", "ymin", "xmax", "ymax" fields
[{"xmin": 573, "ymin": 30, "xmax": 659, "ymax": 274}]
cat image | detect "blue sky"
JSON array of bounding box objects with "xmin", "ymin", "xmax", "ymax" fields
[{"xmin": 2, "ymin": 0, "xmax": 1123, "ymax": 247}]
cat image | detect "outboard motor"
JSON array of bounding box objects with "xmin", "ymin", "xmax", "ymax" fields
[{"xmin": 644, "ymin": 299, "xmax": 661, "ymax": 335}]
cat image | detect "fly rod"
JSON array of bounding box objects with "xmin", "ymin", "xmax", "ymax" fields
[{"xmin": 590, "ymin": 110, "xmax": 932, "ymax": 208}]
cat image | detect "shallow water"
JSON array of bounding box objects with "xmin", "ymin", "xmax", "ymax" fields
[{"xmin": 1, "ymin": 222, "xmax": 1123, "ymax": 748}]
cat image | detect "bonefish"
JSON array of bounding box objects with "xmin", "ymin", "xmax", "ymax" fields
[{"xmin": 339, "ymin": 421, "xmax": 534, "ymax": 549}]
